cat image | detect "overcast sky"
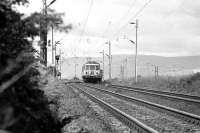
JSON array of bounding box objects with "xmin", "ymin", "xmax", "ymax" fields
[{"xmin": 18, "ymin": 0, "xmax": 200, "ymax": 58}]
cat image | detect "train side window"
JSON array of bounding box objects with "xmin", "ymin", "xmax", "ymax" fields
[{"xmin": 86, "ymin": 65, "xmax": 89, "ymax": 70}]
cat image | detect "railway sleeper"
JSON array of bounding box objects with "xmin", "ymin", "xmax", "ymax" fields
[
  {"xmin": 82, "ymin": 84, "xmax": 200, "ymax": 126},
  {"xmin": 72, "ymin": 85, "xmax": 158, "ymax": 133}
]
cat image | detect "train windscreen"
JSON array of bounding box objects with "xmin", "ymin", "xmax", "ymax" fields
[
  {"xmin": 90, "ymin": 65, "xmax": 95, "ymax": 70},
  {"xmin": 85, "ymin": 64, "xmax": 100, "ymax": 70}
]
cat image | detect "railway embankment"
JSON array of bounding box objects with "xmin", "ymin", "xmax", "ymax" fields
[{"xmin": 43, "ymin": 78, "xmax": 130, "ymax": 133}]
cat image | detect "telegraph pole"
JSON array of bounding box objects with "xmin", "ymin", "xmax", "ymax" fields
[
  {"xmin": 51, "ymin": 25, "xmax": 54, "ymax": 64},
  {"xmin": 40, "ymin": 0, "xmax": 48, "ymax": 66},
  {"xmin": 59, "ymin": 49, "xmax": 61, "ymax": 72},
  {"xmin": 135, "ymin": 19, "xmax": 138, "ymax": 83},
  {"xmin": 54, "ymin": 41, "xmax": 60, "ymax": 77},
  {"xmin": 154, "ymin": 66, "xmax": 157, "ymax": 80},
  {"xmin": 59, "ymin": 49, "xmax": 62, "ymax": 79},
  {"xmin": 120, "ymin": 64, "xmax": 124, "ymax": 80},
  {"xmin": 55, "ymin": 41, "xmax": 57, "ymax": 68},
  {"xmin": 40, "ymin": 0, "xmax": 57, "ymax": 66},
  {"xmin": 156, "ymin": 66, "xmax": 159, "ymax": 79},
  {"xmin": 154, "ymin": 65, "xmax": 159, "ymax": 80},
  {"xmin": 130, "ymin": 19, "xmax": 138, "ymax": 83},
  {"xmin": 75, "ymin": 63, "xmax": 78, "ymax": 78},
  {"xmin": 75, "ymin": 64, "xmax": 76, "ymax": 78},
  {"xmin": 100, "ymin": 50, "xmax": 105, "ymax": 81},
  {"xmin": 109, "ymin": 41, "xmax": 111, "ymax": 81}
]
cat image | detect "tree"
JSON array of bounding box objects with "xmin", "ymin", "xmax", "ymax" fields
[{"xmin": 0, "ymin": 0, "xmax": 72, "ymax": 133}]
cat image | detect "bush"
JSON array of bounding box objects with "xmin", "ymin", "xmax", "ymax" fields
[{"xmin": 0, "ymin": 0, "xmax": 67, "ymax": 132}]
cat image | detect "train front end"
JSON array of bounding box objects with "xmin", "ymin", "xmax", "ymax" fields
[{"xmin": 82, "ymin": 61, "xmax": 103, "ymax": 83}]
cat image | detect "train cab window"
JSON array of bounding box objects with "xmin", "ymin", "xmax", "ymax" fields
[
  {"xmin": 86, "ymin": 65, "xmax": 89, "ymax": 70},
  {"xmin": 90, "ymin": 65, "xmax": 95, "ymax": 70},
  {"xmin": 96, "ymin": 65, "xmax": 100, "ymax": 70}
]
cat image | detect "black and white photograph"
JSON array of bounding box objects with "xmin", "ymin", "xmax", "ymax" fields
[{"xmin": 1, "ymin": 0, "xmax": 200, "ymax": 132}]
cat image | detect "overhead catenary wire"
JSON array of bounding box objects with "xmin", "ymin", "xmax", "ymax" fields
[
  {"xmin": 94, "ymin": 0, "xmax": 136, "ymax": 54},
  {"xmin": 78, "ymin": 0, "xmax": 94, "ymax": 44},
  {"xmin": 120, "ymin": 0, "xmax": 137, "ymax": 20},
  {"xmin": 54, "ymin": 0, "xmax": 94, "ymax": 57},
  {"xmin": 94, "ymin": 21, "xmax": 111, "ymax": 54},
  {"xmin": 112, "ymin": 0, "xmax": 136, "ymax": 34},
  {"xmin": 98, "ymin": 0, "xmax": 136, "ymax": 57},
  {"xmin": 99, "ymin": 0, "xmax": 136, "ymax": 49},
  {"xmin": 70, "ymin": 0, "xmax": 94, "ymax": 57},
  {"xmin": 113, "ymin": 0, "xmax": 153, "ymax": 38}
]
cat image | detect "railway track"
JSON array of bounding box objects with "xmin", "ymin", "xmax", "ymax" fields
[
  {"xmin": 80, "ymin": 83, "xmax": 200, "ymax": 126},
  {"xmin": 69, "ymin": 84, "xmax": 159, "ymax": 133},
  {"xmin": 109, "ymin": 84, "xmax": 200, "ymax": 104}
]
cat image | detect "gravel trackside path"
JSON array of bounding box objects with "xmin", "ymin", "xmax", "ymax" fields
[{"xmin": 43, "ymin": 79, "xmax": 130, "ymax": 133}]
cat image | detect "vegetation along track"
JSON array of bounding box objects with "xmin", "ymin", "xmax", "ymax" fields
[
  {"xmin": 110, "ymin": 84, "xmax": 200, "ymax": 104},
  {"xmin": 81, "ymin": 83, "xmax": 200, "ymax": 126},
  {"xmin": 69, "ymin": 84, "xmax": 159, "ymax": 133}
]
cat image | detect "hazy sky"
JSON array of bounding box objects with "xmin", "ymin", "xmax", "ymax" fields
[{"xmin": 18, "ymin": 0, "xmax": 200, "ymax": 59}]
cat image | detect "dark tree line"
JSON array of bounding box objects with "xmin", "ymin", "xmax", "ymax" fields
[{"xmin": 0, "ymin": 0, "xmax": 72, "ymax": 133}]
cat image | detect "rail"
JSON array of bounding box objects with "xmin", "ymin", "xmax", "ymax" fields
[
  {"xmin": 109, "ymin": 84, "xmax": 200, "ymax": 104},
  {"xmin": 69, "ymin": 84, "xmax": 159, "ymax": 133},
  {"xmin": 82, "ymin": 83, "xmax": 200, "ymax": 126}
]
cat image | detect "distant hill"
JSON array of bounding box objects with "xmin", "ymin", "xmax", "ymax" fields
[{"xmin": 60, "ymin": 55, "xmax": 200, "ymax": 79}]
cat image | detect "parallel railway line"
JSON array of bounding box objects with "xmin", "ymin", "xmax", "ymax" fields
[
  {"xmin": 69, "ymin": 84, "xmax": 159, "ymax": 133},
  {"xmin": 109, "ymin": 84, "xmax": 200, "ymax": 104},
  {"xmin": 80, "ymin": 83, "xmax": 200, "ymax": 126}
]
